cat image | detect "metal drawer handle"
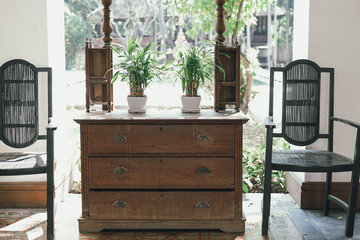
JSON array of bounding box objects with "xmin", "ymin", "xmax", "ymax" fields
[
  {"xmin": 196, "ymin": 166, "xmax": 211, "ymax": 174},
  {"xmin": 113, "ymin": 134, "xmax": 127, "ymax": 143},
  {"xmin": 195, "ymin": 135, "xmax": 210, "ymax": 142},
  {"xmin": 113, "ymin": 200, "xmax": 127, "ymax": 208},
  {"xmin": 196, "ymin": 202, "xmax": 210, "ymax": 208},
  {"xmin": 113, "ymin": 166, "xmax": 128, "ymax": 174}
]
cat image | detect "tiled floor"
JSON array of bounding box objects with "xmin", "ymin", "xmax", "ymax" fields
[{"xmin": 0, "ymin": 193, "xmax": 359, "ymax": 239}]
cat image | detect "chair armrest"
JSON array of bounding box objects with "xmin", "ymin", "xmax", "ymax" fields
[
  {"xmin": 331, "ymin": 117, "xmax": 360, "ymax": 129},
  {"xmin": 46, "ymin": 118, "xmax": 57, "ymax": 131},
  {"xmin": 264, "ymin": 116, "xmax": 276, "ymax": 129}
]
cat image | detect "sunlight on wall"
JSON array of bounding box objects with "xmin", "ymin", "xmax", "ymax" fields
[
  {"xmin": 292, "ymin": 0, "xmax": 309, "ymax": 60},
  {"xmin": 302, "ymin": 0, "xmax": 360, "ymax": 182}
]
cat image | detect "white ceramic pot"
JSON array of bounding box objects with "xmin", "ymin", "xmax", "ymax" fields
[
  {"xmin": 181, "ymin": 95, "xmax": 201, "ymax": 113},
  {"xmin": 127, "ymin": 96, "xmax": 147, "ymax": 113}
]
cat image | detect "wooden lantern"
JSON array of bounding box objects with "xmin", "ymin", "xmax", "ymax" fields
[
  {"xmin": 85, "ymin": 0, "xmax": 113, "ymax": 112},
  {"xmin": 214, "ymin": 0, "xmax": 241, "ymax": 112},
  {"xmin": 85, "ymin": 39, "xmax": 113, "ymax": 112}
]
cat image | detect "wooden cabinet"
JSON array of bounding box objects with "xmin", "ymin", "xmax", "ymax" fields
[{"xmin": 74, "ymin": 110, "xmax": 248, "ymax": 233}]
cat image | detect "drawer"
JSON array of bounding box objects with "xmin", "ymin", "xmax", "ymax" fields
[
  {"xmin": 193, "ymin": 125, "xmax": 234, "ymax": 153},
  {"xmin": 88, "ymin": 157, "xmax": 234, "ymax": 189},
  {"xmin": 129, "ymin": 125, "xmax": 193, "ymax": 153},
  {"xmin": 88, "ymin": 125, "xmax": 130, "ymax": 154},
  {"xmin": 88, "ymin": 191, "xmax": 235, "ymax": 220},
  {"xmin": 87, "ymin": 124, "xmax": 234, "ymax": 154}
]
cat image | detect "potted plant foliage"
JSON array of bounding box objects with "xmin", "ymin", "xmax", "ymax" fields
[
  {"xmin": 173, "ymin": 44, "xmax": 215, "ymax": 113},
  {"xmin": 111, "ymin": 37, "xmax": 169, "ymax": 113}
]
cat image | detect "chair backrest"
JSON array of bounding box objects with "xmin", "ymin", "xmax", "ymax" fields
[
  {"xmin": 269, "ymin": 59, "xmax": 334, "ymax": 146},
  {"xmin": 0, "ymin": 59, "xmax": 52, "ymax": 148}
]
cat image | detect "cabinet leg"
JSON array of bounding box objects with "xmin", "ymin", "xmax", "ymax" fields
[
  {"xmin": 219, "ymin": 221, "xmax": 245, "ymax": 233},
  {"xmin": 79, "ymin": 226, "xmax": 104, "ymax": 233},
  {"xmin": 220, "ymin": 227, "xmax": 243, "ymax": 233}
]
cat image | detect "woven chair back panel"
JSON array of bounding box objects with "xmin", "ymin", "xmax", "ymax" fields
[
  {"xmin": 283, "ymin": 63, "xmax": 320, "ymax": 145},
  {"xmin": 1, "ymin": 62, "xmax": 38, "ymax": 148}
]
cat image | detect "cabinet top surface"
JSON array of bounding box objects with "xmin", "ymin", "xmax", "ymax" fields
[{"xmin": 74, "ymin": 109, "xmax": 248, "ymax": 124}]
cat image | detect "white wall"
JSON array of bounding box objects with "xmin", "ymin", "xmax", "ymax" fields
[
  {"xmin": 0, "ymin": 0, "xmax": 66, "ymax": 182},
  {"xmin": 292, "ymin": 0, "xmax": 309, "ymax": 60},
  {"xmin": 46, "ymin": 0, "xmax": 66, "ymax": 115},
  {"xmin": 0, "ymin": 1, "xmax": 49, "ymax": 63},
  {"xmin": 293, "ymin": 0, "xmax": 360, "ymax": 182},
  {"xmin": 0, "ymin": 1, "xmax": 49, "ymax": 153}
]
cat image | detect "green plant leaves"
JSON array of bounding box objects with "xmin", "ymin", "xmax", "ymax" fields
[
  {"xmin": 111, "ymin": 37, "xmax": 172, "ymax": 96},
  {"xmin": 242, "ymin": 182, "xmax": 249, "ymax": 193},
  {"xmin": 242, "ymin": 125, "xmax": 289, "ymax": 193},
  {"xmin": 173, "ymin": 43, "xmax": 215, "ymax": 96},
  {"xmin": 111, "ymin": 71, "xmax": 120, "ymax": 84}
]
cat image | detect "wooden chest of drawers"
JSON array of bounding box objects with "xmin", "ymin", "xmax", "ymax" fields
[{"xmin": 74, "ymin": 110, "xmax": 248, "ymax": 233}]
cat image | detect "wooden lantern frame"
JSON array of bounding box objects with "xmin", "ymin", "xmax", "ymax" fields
[{"xmin": 214, "ymin": 0, "xmax": 241, "ymax": 112}]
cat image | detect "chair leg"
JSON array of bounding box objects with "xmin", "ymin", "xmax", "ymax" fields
[
  {"xmin": 345, "ymin": 169, "xmax": 359, "ymax": 238},
  {"xmin": 323, "ymin": 172, "xmax": 332, "ymax": 216},
  {"xmin": 262, "ymin": 167, "xmax": 272, "ymax": 236},
  {"xmin": 47, "ymin": 165, "xmax": 54, "ymax": 240}
]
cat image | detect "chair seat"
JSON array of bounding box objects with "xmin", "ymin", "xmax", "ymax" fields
[
  {"xmin": 0, "ymin": 153, "xmax": 46, "ymax": 169},
  {"xmin": 272, "ymin": 150, "xmax": 354, "ymax": 172}
]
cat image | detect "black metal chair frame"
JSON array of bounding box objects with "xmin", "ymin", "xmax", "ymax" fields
[
  {"xmin": 262, "ymin": 59, "xmax": 360, "ymax": 237},
  {"xmin": 0, "ymin": 59, "xmax": 56, "ymax": 240}
]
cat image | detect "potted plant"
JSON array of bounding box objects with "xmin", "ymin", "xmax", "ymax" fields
[
  {"xmin": 173, "ymin": 44, "xmax": 215, "ymax": 113},
  {"xmin": 111, "ymin": 37, "xmax": 169, "ymax": 113}
]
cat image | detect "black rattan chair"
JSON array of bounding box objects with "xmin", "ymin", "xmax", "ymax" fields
[
  {"xmin": 262, "ymin": 59, "xmax": 360, "ymax": 237},
  {"xmin": 0, "ymin": 59, "xmax": 56, "ymax": 240}
]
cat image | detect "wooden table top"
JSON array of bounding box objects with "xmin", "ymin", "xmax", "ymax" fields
[{"xmin": 74, "ymin": 109, "xmax": 248, "ymax": 124}]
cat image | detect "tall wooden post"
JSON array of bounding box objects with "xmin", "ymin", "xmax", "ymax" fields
[
  {"xmin": 84, "ymin": 0, "xmax": 113, "ymax": 112},
  {"xmin": 215, "ymin": 0, "xmax": 226, "ymax": 45},
  {"xmin": 101, "ymin": 0, "xmax": 113, "ymax": 47},
  {"xmin": 214, "ymin": 0, "xmax": 240, "ymax": 112}
]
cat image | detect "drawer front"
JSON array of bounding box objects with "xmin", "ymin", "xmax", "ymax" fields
[
  {"xmin": 130, "ymin": 125, "xmax": 193, "ymax": 153},
  {"xmin": 88, "ymin": 125, "xmax": 130, "ymax": 154},
  {"xmin": 88, "ymin": 124, "xmax": 234, "ymax": 154},
  {"xmin": 193, "ymin": 125, "xmax": 234, "ymax": 153},
  {"xmin": 88, "ymin": 191, "xmax": 235, "ymax": 220},
  {"xmin": 88, "ymin": 157, "xmax": 234, "ymax": 189}
]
